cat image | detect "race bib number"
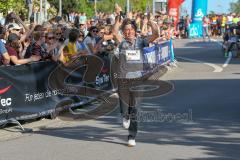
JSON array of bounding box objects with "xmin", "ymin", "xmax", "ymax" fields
[{"xmin": 125, "ymin": 50, "xmax": 141, "ymax": 61}]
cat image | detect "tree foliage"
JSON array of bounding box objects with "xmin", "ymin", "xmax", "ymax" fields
[
  {"xmin": 0, "ymin": 0, "xmax": 27, "ymax": 15},
  {"xmin": 230, "ymin": 0, "xmax": 240, "ymax": 14},
  {"xmin": 48, "ymin": 0, "xmax": 94, "ymax": 17},
  {"xmin": 0, "ymin": 0, "xmax": 154, "ymax": 18},
  {"xmin": 43, "ymin": 0, "xmax": 154, "ymax": 17}
]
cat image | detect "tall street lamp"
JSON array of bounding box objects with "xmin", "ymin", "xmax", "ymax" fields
[
  {"xmin": 126, "ymin": 0, "xmax": 130, "ymax": 13},
  {"xmin": 59, "ymin": 0, "xmax": 62, "ymax": 17}
]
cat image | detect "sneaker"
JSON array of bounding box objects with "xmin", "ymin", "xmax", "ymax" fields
[
  {"xmin": 123, "ymin": 117, "xmax": 130, "ymax": 129},
  {"xmin": 127, "ymin": 139, "xmax": 136, "ymax": 147}
]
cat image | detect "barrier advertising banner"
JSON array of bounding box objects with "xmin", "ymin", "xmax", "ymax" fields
[
  {"xmin": 0, "ymin": 56, "xmax": 111, "ymax": 125},
  {"xmin": 143, "ymin": 40, "xmax": 173, "ymax": 66},
  {"xmin": 0, "ymin": 41, "xmax": 175, "ymax": 126}
]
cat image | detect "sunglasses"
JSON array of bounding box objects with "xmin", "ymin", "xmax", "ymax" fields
[
  {"xmin": 14, "ymin": 29, "xmax": 21, "ymax": 31},
  {"xmin": 92, "ymin": 30, "xmax": 98, "ymax": 33},
  {"xmin": 48, "ymin": 37, "xmax": 55, "ymax": 40},
  {"xmin": 56, "ymin": 32, "xmax": 62, "ymax": 35}
]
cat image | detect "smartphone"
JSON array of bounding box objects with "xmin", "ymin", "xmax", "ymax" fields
[
  {"xmin": 120, "ymin": 11, "xmax": 125, "ymax": 21},
  {"xmin": 147, "ymin": 12, "xmax": 151, "ymax": 21}
]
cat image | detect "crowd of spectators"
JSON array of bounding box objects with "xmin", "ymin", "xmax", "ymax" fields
[{"xmin": 0, "ymin": 5, "xmax": 190, "ymax": 67}]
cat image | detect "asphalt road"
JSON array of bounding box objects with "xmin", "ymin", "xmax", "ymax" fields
[{"xmin": 0, "ymin": 38, "xmax": 240, "ymax": 160}]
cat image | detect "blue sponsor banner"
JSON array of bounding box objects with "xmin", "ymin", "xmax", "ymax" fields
[
  {"xmin": 191, "ymin": 0, "xmax": 208, "ymax": 37},
  {"xmin": 192, "ymin": 0, "xmax": 208, "ymax": 24},
  {"xmin": 143, "ymin": 41, "xmax": 173, "ymax": 66},
  {"xmin": 143, "ymin": 46, "xmax": 157, "ymax": 70},
  {"xmin": 157, "ymin": 41, "xmax": 172, "ymax": 65},
  {"xmin": 189, "ymin": 23, "xmax": 203, "ymax": 37}
]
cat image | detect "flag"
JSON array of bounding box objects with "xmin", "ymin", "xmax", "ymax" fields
[{"xmin": 168, "ymin": 0, "xmax": 185, "ymax": 27}]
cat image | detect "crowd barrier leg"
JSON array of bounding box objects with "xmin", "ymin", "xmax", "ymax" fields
[{"xmin": 1, "ymin": 119, "xmax": 32, "ymax": 132}]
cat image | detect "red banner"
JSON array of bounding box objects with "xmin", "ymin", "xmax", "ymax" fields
[{"xmin": 168, "ymin": 0, "xmax": 185, "ymax": 27}]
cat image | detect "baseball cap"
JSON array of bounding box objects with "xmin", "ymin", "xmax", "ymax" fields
[
  {"xmin": 7, "ymin": 23, "xmax": 22, "ymax": 30},
  {"xmin": 8, "ymin": 33, "xmax": 19, "ymax": 43}
]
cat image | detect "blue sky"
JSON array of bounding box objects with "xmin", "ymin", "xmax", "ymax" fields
[{"xmin": 182, "ymin": 0, "xmax": 237, "ymax": 15}]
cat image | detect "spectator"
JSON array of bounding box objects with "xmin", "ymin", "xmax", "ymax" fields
[
  {"xmin": 0, "ymin": 25, "xmax": 7, "ymax": 44},
  {"xmin": 90, "ymin": 19, "xmax": 96, "ymax": 27},
  {"xmin": 78, "ymin": 21, "xmax": 88, "ymax": 37},
  {"xmin": 45, "ymin": 31, "xmax": 60, "ymax": 61},
  {"xmin": 227, "ymin": 13, "xmax": 233, "ymax": 24},
  {"xmin": 24, "ymin": 31, "xmax": 48, "ymax": 60},
  {"xmin": 26, "ymin": 0, "xmax": 33, "ymax": 21},
  {"xmin": 55, "ymin": 25, "xmax": 65, "ymax": 43},
  {"xmin": 184, "ymin": 15, "xmax": 191, "ymax": 38},
  {"xmin": 8, "ymin": 21, "xmax": 35, "ymax": 44},
  {"xmin": 74, "ymin": 12, "xmax": 80, "ymax": 28},
  {"xmin": 83, "ymin": 26, "xmax": 102, "ymax": 55},
  {"xmin": 62, "ymin": 29, "xmax": 87, "ymax": 63},
  {"xmin": 5, "ymin": 33, "xmax": 40, "ymax": 65},
  {"xmin": 66, "ymin": 29, "xmax": 79, "ymax": 61},
  {"xmin": 76, "ymin": 30, "xmax": 87, "ymax": 54},
  {"xmin": 202, "ymin": 15, "xmax": 210, "ymax": 41},
  {"xmin": 221, "ymin": 14, "xmax": 227, "ymax": 36},
  {"xmin": 0, "ymin": 26, "xmax": 10, "ymax": 65},
  {"xmin": 0, "ymin": 13, "xmax": 5, "ymax": 25},
  {"xmin": 7, "ymin": 23, "xmax": 22, "ymax": 36},
  {"xmin": 79, "ymin": 12, "xmax": 87, "ymax": 25}
]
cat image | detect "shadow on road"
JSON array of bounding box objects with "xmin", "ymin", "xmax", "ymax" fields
[{"xmin": 34, "ymin": 78, "xmax": 240, "ymax": 159}]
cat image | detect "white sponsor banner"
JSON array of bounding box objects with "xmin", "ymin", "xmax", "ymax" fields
[
  {"xmin": 146, "ymin": 51, "xmax": 156, "ymax": 64},
  {"xmin": 161, "ymin": 46, "xmax": 169, "ymax": 59}
]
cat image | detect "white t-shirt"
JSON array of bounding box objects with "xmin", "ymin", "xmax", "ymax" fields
[
  {"xmin": 83, "ymin": 36, "xmax": 96, "ymax": 55},
  {"xmin": 227, "ymin": 16, "xmax": 233, "ymax": 23}
]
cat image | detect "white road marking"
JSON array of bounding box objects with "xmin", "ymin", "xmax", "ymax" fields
[
  {"xmin": 223, "ymin": 52, "xmax": 232, "ymax": 68},
  {"xmin": 211, "ymin": 38, "xmax": 232, "ymax": 68},
  {"xmin": 177, "ymin": 56, "xmax": 223, "ymax": 73}
]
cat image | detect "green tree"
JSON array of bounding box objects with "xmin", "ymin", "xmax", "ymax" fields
[
  {"xmin": 97, "ymin": 0, "xmax": 116, "ymax": 13},
  {"xmin": 47, "ymin": 0, "xmax": 153, "ymax": 17},
  {"xmin": 230, "ymin": 0, "xmax": 240, "ymax": 14},
  {"xmin": 130, "ymin": 0, "xmax": 152, "ymax": 12},
  {"xmin": 48, "ymin": 0, "xmax": 94, "ymax": 17},
  {"xmin": 0, "ymin": 0, "xmax": 27, "ymax": 15}
]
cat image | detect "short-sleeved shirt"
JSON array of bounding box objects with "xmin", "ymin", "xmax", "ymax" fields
[
  {"xmin": 76, "ymin": 41, "xmax": 86, "ymax": 52},
  {"xmin": 233, "ymin": 17, "xmax": 240, "ymax": 24},
  {"xmin": 83, "ymin": 36, "xmax": 96, "ymax": 55},
  {"xmin": 0, "ymin": 41, "xmax": 7, "ymax": 64},
  {"xmin": 115, "ymin": 37, "xmax": 149, "ymax": 79},
  {"xmin": 5, "ymin": 45, "xmax": 19, "ymax": 65},
  {"xmin": 203, "ymin": 17, "xmax": 210, "ymax": 27},
  {"xmin": 227, "ymin": 16, "xmax": 233, "ymax": 24},
  {"xmin": 0, "ymin": 40, "xmax": 7, "ymax": 55},
  {"xmin": 26, "ymin": 42, "xmax": 49, "ymax": 59}
]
